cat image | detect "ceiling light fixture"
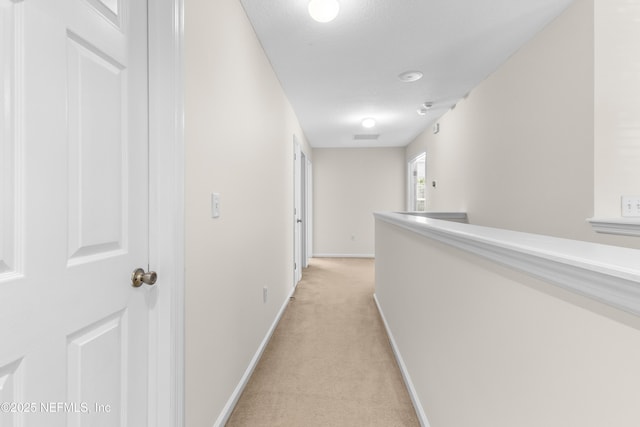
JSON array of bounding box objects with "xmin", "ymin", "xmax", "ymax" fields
[
  {"xmin": 308, "ymin": 0, "xmax": 340, "ymax": 23},
  {"xmin": 361, "ymin": 118, "xmax": 376, "ymax": 128},
  {"xmin": 417, "ymin": 102, "xmax": 434, "ymax": 116},
  {"xmin": 398, "ymin": 70, "xmax": 423, "ymax": 83}
]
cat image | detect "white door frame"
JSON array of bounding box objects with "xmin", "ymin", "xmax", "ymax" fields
[
  {"xmin": 305, "ymin": 158, "xmax": 313, "ymax": 265},
  {"xmin": 300, "ymin": 151, "xmax": 307, "ymax": 268},
  {"xmin": 293, "ymin": 138, "xmax": 302, "ymax": 285},
  {"xmin": 148, "ymin": 1, "xmax": 185, "ymax": 426}
]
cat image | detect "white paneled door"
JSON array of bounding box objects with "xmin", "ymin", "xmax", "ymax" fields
[{"xmin": 1, "ymin": 0, "xmax": 153, "ymax": 426}]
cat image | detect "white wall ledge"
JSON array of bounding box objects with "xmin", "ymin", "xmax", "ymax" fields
[
  {"xmin": 375, "ymin": 212, "xmax": 640, "ymax": 317},
  {"xmin": 588, "ymin": 218, "xmax": 640, "ymax": 237},
  {"xmin": 398, "ymin": 211, "xmax": 468, "ymax": 223}
]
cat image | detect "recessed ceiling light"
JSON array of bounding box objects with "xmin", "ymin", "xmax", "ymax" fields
[
  {"xmin": 361, "ymin": 118, "xmax": 376, "ymax": 128},
  {"xmin": 308, "ymin": 0, "xmax": 340, "ymax": 23},
  {"xmin": 398, "ymin": 70, "xmax": 423, "ymax": 83},
  {"xmin": 417, "ymin": 102, "xmax": 434, "ymax": 115}
]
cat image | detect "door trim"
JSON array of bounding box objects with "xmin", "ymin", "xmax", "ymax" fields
[
  {"xmin": 293, "ymin": 138, "xmax": 301, "ymax": 285},
  {"xmin": 300, "ymin": 151, "xmax": 307, "ymax": 268},
  {"xmin": 305, "ymin": 158, "xmax": 313, "ymax": 266},
  {"xmin": 148, "ymin": 1, "xmax": 185, "ymax": 426}
]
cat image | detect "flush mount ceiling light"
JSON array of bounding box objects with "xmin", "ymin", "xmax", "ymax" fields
[
  {"xmin": 361, "ymin": 118, "xmax": 376, "ymax": 128},
  {"xmin": 398, "ymin": 70, "xmax": 423, "ymax": 83},
  {"xmin": 308, "ymin": 0, "xmax": 340, "ymax": 23}
]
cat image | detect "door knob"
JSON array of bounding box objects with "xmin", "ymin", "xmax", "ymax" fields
[
  {"xmin": 296, "ymin": 219, "xmax": 302, "ymax": 223},
  {"xmin": 131, "ymin": 268, "xmax": 157, "ymax": 287}
]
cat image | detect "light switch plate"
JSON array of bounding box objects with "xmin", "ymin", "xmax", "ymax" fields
[{"xmin": 212, "ymin": 193, "xmax": 220, "ymax": 218}]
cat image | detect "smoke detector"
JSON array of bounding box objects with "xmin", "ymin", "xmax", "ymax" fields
[{"xmin": 398, "ymin": 70, "xmax": 423, "ymax": 83}]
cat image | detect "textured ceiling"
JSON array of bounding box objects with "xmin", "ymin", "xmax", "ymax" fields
[{"xmin": 240, "ymin": 0, "xmax": 574, "ymax": 148}]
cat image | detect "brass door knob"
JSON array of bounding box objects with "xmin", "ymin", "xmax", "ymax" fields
[{"xmin": 131, "ymin": 268, "xmax": 157, "ymax": 287}]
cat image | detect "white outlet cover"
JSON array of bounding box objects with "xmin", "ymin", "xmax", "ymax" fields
[{"xmin": 621, "ymin": 196, "xmax": 640, "ymax": 218}]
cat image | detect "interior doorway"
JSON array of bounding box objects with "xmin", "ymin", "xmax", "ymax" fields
[
  {"xmin": 293, "ymin": 138, "xmax": 312, "ymax": 285},
  {"xmin": 301, "ymin": 151, "xmax": 307, "ymax": 267},
  {"xmin": 305, "ymin": 156, "xmax": 313, "ymax": 268}
]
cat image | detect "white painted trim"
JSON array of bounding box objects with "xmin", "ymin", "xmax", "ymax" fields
[
  {"xmin": 313, "ymin": 253, "xmax": 375, "ymax": 259},
  {"xmin": 213, "ymin": 286, "xmax": 296, "ymax": 427},
  {"xmin": 401, "ymin": 211, "xmax": 468, "ymax": 223},
  {"xmin": 588, "ymin": 218, "xmax": 640, "ymax": 237},
  {"xmin": 293, "ymin": 137, "xmax": 302, "ymax": 286},
  {"xmin": 305, "ymin": 158, "xmax": 313, "ymax": 268},
  {"xmin": 375, "ymin": 212, "xmax": 640, "ymax": 317},
  {"xmin": 374, "ymin": 294, "xmax": 430, "ymax": 427},
  {"xmin": 148, "ymin": 0, "xmax": 185, "ymax": 426}
]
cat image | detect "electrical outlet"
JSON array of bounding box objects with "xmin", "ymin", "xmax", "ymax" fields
[
  {"xmin": 621, "ymin": 196, "xmax": 640, "ymax": 217},
  {"xmin": 263, "ymin": 286, "xmax": 268, "ymax": 303}
]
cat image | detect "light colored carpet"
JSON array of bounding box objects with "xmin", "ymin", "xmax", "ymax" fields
[{"xmin": 226, "ymin": 257, "xmax": 420, "ymax": 427}]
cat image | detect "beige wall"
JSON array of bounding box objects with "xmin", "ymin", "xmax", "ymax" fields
[
  {"xmin": 594, "ymin": 0, "xmax": 640, "ymax": 218},
  {"xmin": 375, "ymin": 219, "xmax": 640, "ymax": 427},
  {"xmin": 185, "ymin": 0, "xmax": 311, "ymax": 425},
  {"xmin": 407, "ymin": 0, "xmax": 640, "ymax": 249},
  {"xmin": 313, "ymin": 148, "xmax": 405, "ymax": 257},
  {"xmin": 183, "ymin": 0, "xmax": 640, "ymax": 423},
  {"xmin": 385, "ymin": 1, "xmax": 640, "ymax": 423},
  {"xmin": 406, "ymin": 0, "xmax": 594, "ymax": 241}
]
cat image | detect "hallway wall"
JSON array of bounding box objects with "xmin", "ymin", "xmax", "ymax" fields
[
  {"xmin": 376, "ymin": 218, "xmax": 640, "ymax": 427},
  {"xmin": 184, "ymin": 0, "xmax": 312, "ymax": 425},
  {"xmin": 406, "ymin": 0, "xmax": 595, "ymax": 242},
  {"xmin": 406, "ymin": 0, "xmax": 640, "ymax": 249},
  {"xmin": 391, "ymin": 0, "xmax": 640, "ymax": 422},
  {"xmin": 594, "ymin": 0, "xmax": 640, "ymax": 219},
  {"xmin": 313, "ymin": 147, "xmax": 405, "ymax": 257}
]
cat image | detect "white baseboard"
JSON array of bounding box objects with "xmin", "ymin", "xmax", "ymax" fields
[
  {"xmin": 213, "ymin": 286, "xmax": 296, "ymax": 427},
  {"xmin": 313, "ymin": 253, "xmax": 375, "ymax": 258},
  {"xmin": 373, "ymin": 294, "xmax": 431, "ymax": 427}
]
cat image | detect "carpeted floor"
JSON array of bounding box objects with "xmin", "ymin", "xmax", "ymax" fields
[{"xmin": 226, "ymin": 257, "xmax": 420, "ymax": 427}]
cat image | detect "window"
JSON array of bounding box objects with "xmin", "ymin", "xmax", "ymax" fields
[{"xmin": 408, "ymin": 153, "xmax": 426, "ymax": 211}]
